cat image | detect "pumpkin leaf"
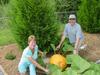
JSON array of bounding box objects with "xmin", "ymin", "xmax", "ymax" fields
[
  {"xmin": 48, "ymin": 64, "xmax": 60, "ymax": 74},
  {"xmin": 67, "ymin": 54, "xmax": 91, "ymax": 73},
  {"xmin": 89, "ymin": 63, "xmax": 100, "ymax": 71},
  {"xmin": 52, "ymin": 69, "xmax": 62, "ymax": 75},
  {"xmin": 48, "ymin": 54, "xmax": 100, "ymax": 75},
  {"xmin": 82, "ymin": 69, "xmax": 100, "ymax": 75},
  {"xmin": 62, "ymin": 42, "xmax": 74, "ymax": 52},
  {"xmin": 65, "ymin": 68, "xmax": 78, "ymax": 75},
  {"xmin": 50, "ymin": 44, "xmax": 56, "ymax": 53}
]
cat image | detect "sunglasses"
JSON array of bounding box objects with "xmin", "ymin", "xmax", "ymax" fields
[{"xmin": 69, "ymin": 18, "xmax": 76, "ymax": 20}]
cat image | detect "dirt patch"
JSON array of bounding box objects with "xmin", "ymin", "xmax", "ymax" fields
[
  {"xmin": 0, "ymin": 44, "xmax": 22, "ymax": 75},
  {"xmin": 0, "ymin": 33, "xmax": 100, "ymax": 75},
  {"xmin": 79, "ymin": 33, "xmax": 100, "ymax": 61}
]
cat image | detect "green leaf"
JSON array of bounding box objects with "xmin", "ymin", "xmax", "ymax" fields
[
  {"xmin": 82, "ymin": 69, "xmax": 100, "ymax": 75},
  {"xmin": 48, "ymin": 64, "xmax": 60, "ymax": 74},
  {"xmin": 37, "ymin": 56, "xmax": 45, "ymax": 67},
  {"xmin": 62, "ymin": 42, "xmax": 74, "ymax": 52},
  {"xmin": 64, "ymin": 68, "xmax": 78, "ymax": 75},
  {"xmin": 66, "ymin": 55, "xmax": 72, "ymax": 64},
  {"xmin": 49, "ymin": 65, "xmax": 78, "ymax": 75},
  {"xmin": 67, "ymin": 54, "xmax": 91, "ymax": 73},
  {"xmin": 90, "ymin": 63, "xmax": 100, "ymax": 71},
  {"xmin": 52, "ymin": 69, "xmax": 62, "ymax": 75},
  {"xmin": 50, "ymin": 44, "xmax": 56, "ymax": 52}
]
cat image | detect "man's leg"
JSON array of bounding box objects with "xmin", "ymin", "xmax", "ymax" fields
[{"xmin": 29, "ymin": 64, "xmax": 36, "ymax": 75}]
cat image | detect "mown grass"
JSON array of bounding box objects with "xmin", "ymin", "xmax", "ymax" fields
[
  {"xmin": 0, "ymin": 27, "xmax": 16, "ymax": 46},
  {"xmin": 0, "ymin": 5, "xmax": 16, "ymax": 46}
]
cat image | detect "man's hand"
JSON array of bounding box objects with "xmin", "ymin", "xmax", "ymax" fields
[
  {"xmin": 56, "ymin": 44, "xmax": 61, "ymax": 50},
  {"xmin": 56, "ymin": 35, "xmax": 66, "ymax": 50}
]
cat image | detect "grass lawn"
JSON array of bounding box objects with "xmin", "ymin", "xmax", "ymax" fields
[
  {"xmin": 0, "ymin": 5, "xmax": 16, "ymax": 46},
  {"xmin": 0, "ymin": 27, "xmax": 16, "ymax": 46}
]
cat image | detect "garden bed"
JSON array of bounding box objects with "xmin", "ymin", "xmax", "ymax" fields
[{"xmin": 0, "ymin": 33, "xmax": 100, "ymax": 75}]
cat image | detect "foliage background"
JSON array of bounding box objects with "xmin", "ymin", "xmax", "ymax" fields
[
  {"xmin": 3, "ymin": 0, "xmax": 100, "ymax": 51},
  {"xmin": 55, "ymin": 0, "xmax": 81, "ymax": 23},
  {"xmin": 77, "ymin": 0, "xmax": 100, "ymax": 33}
]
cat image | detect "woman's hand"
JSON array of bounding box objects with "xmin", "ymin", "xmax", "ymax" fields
[
  {"xmin": 44, "ymin": 69, "xmax": 49, "ymax": 73},
  {"xmin": 28, "ymin": 56, "xmax": 49, "ymax": 73}
]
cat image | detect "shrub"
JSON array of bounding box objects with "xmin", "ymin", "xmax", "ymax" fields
[
  {"xmin": 0, "ymin": 0, "xmax": 9, "ymax": 4},
  {"xmin": 5, "ymin": 53, "xmax": 16, "ymax": 60},
  {"xmin": 8, "ymin": 0, "xmax": 59, "ymax": 51},
  {"xmin": 77, "ymin": 0, "xmax": 100, "ymax": 33}
]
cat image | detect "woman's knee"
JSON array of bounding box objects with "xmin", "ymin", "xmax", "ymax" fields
[{"xmin": 20, "ymin": 73, "xmax": 26, "ymax": 75}]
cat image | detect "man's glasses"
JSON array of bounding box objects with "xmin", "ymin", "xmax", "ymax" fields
[{"xmin": 69, "ymin": 18, "xmax": 76, "ymax": 20}]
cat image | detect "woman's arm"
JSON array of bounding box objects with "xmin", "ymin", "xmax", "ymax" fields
[{"xmin": 28, "ymin": 56, "xmax": 48, "ymax": 73}]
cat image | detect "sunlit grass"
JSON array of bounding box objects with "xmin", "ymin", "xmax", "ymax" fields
[
  {"xmin": 0, "ymin": 5, "xmax": 16, "ymax": 46},
  {"xmin": 0, "ymin": 27, "xmax": 16, "ymax": 46}
]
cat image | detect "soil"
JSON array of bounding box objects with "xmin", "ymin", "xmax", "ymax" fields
[
  {"xmin": 0, "ymin": 33, "xmax": 100, "ymax": 75},
  {"xmin": 0, "ymin": 44, "xmax": 21, "ymax": 75},
  {"xmin": 79, "ymin": 33, "xmax": 100, "ymax": 61}
]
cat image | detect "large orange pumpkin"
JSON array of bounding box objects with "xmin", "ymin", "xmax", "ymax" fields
[{"xmin": 50, "ymin": 54, "xmax": 67, "ymax": 69}]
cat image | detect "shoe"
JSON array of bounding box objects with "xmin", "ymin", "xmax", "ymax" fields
[
  {"xmin": 80, "ymin": 44, "xmax": 87, "ymax": 50},
  {"xmin": 96, "ymin": 60, "xmax": 100, "ymax": 64}
]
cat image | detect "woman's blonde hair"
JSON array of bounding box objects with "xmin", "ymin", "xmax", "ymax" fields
[{"xmin": 28, "ymin": 35, "xmax": 36, "ymax": 43}]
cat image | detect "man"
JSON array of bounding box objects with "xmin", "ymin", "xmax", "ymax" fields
[{"xmin": 57, "ymin": 14, "xmax": 84, "ymax": 54}]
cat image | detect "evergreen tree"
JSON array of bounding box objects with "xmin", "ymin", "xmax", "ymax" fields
[{"xmin": 9, "ymin": 0, "xmax": 59, "ymax": 51}]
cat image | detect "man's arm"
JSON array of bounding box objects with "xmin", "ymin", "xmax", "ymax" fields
[
  {"xmin": 74, "ymin": 25, "xmax": 82, "ymax": 54},
  {"xmin": 56, "ymin": 34, "xmax": 66, "ymax": 49},
  {"xmin": 74, "ymin": 37, "xmax": 80, "ymax": 54},
  {"xmin": 57, "ymin": 24, "xmax": 68, "ymax": 50}
]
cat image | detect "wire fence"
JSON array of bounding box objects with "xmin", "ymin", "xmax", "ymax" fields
[{"xmin": 55, "ymin": 11, "xmax": 76, "ymax": 23}]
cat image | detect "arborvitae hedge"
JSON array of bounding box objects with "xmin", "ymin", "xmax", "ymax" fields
[{"xmin": 9, "ymin": 0, "xmax": 59, "ymax": 51}]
